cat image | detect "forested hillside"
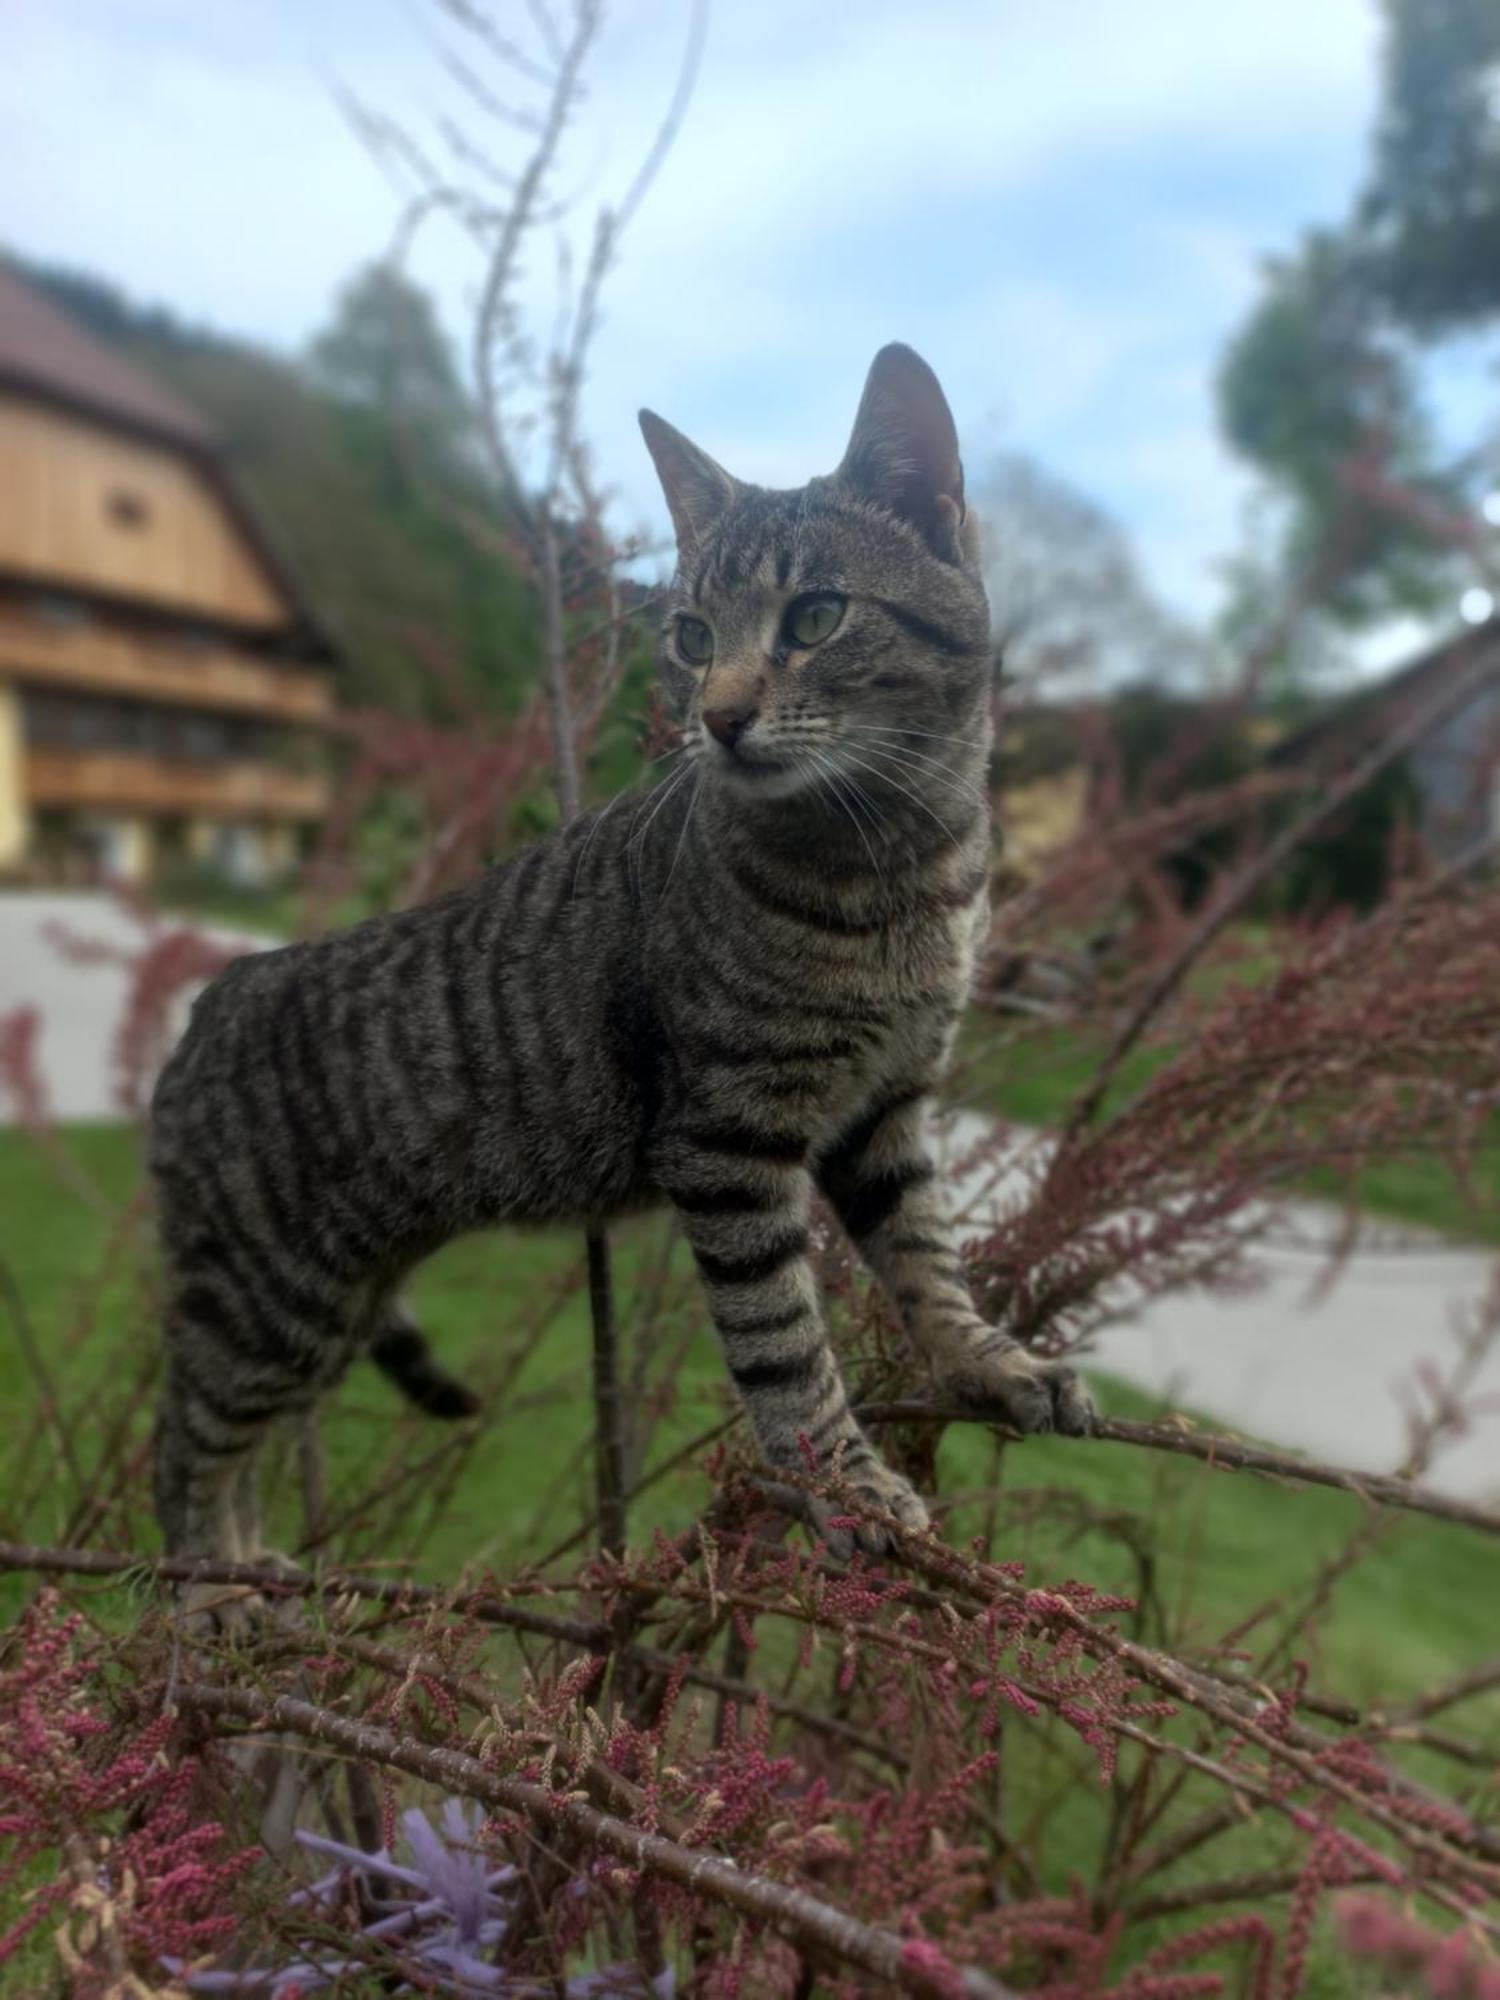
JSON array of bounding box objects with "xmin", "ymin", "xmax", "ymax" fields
[{"xmin": 11, "ymin": 256, "xmax": 544, "ymax": 721}]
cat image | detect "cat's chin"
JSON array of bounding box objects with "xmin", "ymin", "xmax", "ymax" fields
[{"xmin": 710, "ymin": 758, "xmax": 815, "ymax": 802}]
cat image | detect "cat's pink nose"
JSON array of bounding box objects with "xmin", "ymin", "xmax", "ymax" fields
[{"xmin": 703, "ymin": 702, "xmax": 757, "ymax": 749}]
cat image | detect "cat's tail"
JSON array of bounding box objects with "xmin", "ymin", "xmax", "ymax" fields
[{"xmin": 369, "ymin": 1310, "xmax": 481, "ymax": 1419}]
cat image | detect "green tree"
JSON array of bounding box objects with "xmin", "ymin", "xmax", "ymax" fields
[
  {"xmin": 1217, "ymin": 233, "xmax": 1460, "ymax": 629},
  {"xmin": 1217, "ymin": 0, "xmax": 1497, "ymax": 638},
  {"xmin": 1362, "ymin": 0, "xmax": 1500, "ymax": 328},
  {"xmin": 309, "ymin": 264, "xmax": 477, "ymax": 492}
]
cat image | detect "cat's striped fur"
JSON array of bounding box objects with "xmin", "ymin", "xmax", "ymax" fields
[{"xmin": 149, "ymin": 344, "xmax": 1091, "ymax": 1580}]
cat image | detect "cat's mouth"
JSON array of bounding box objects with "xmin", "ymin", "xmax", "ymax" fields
[{"xmin": 705, "ymin": 738, "xmax": 813, "ymax": 799}]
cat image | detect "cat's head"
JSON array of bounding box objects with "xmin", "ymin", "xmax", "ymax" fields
[{"xmin": 639, "ymin": 345, "xmax": 991, "ymax": 806}]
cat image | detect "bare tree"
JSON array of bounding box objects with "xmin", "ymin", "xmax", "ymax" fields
[
  {"xmin": 343, "ymin": 0, "xmax": 708, "ymax": 1555},
  {"xmin": 975, "ymin": 450, "xmax": 1207, "ymax": 695}
]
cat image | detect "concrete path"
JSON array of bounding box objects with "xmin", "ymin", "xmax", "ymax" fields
[
  {"xmin": 3, "ymin": 893, "xmax": 1498, "ymax": 1502},
  {"xmin": 0, "ymin": 891, "xmax": 263, "ymax": 1121}
]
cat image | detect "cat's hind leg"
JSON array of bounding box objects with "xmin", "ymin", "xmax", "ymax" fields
[{"xmin": 155, "ymin": 1303, "xmax": 319, "ymax": 1632}]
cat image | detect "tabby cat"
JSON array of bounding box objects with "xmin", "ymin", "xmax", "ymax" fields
[{"xmin": 149, "ymin": 344, "xmax": 1092, "ymax": 1590}]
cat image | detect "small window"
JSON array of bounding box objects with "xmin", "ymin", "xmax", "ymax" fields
[
  {"xmin": 32, "ymin": 592, "xmax": 87, "ymax": 631},
  {"xmin": 106, "ymin": 488, "xmax": 151, "ymax": 530}
]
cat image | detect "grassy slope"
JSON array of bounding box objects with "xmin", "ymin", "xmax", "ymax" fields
[{"xmin": 2, "ymin": 1124, "xmax": 1495, "ymax": 1992}]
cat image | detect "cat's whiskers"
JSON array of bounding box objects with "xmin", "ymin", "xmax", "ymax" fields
[
  {"xmin": 807, "ymin": 748, "xmax": 885, "ymax": 886},
  {"xmin": 843, "ymin": 729, "xmax": 986, "ymax": 803},
  {"xmin": 661, "ymin": 767, "xmax": 704, "ymax": 901},
  {"xmin": 570, "ymin": 786, "xmax": 630, "ymax": 902},
  {"xmin": 851, "ymin": 725, "xmax": 984, "ymax": 767},
  {"xmin": 627, "ymin": 761, "xmax": 694, "ymax": 901},
  {"xmin": 850, "ymin": 724, "xmax": 986, "ymax": 749},
  {"xmin": 834, "ymin": 745, "xmax": 967, "ymax": 855}
]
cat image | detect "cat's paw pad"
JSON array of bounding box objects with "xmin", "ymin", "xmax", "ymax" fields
[
  {"xmin": 816, "ymin": 1459, "xmax": 931, "ymax": 1561},
  {"xmin": 944, "ymin": 1352, "xmax": 1095, "ymax": 1438}
]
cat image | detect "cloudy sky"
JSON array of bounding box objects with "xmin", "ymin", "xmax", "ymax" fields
[{"xmin": 5, "ymin": 0, "xmax": 1448, "ymax": 629}]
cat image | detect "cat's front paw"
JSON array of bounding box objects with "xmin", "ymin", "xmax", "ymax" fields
[
  {"xmin": 174, "ymin": 1550, "xmax": 307, "ymax": 1641},
  {"xmin": 176, "ymin": 1579, "xmax": 271, "ymax": 1641},
  {"xmin": 814, "ymin": 1456, "xmax": 932, "ymax": 1562},
  {"xmin": 942, "ymin": 1345, "xmax": 1095, "ymax": 1438}
]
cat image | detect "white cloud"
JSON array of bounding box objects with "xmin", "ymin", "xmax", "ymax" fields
[{"xmin": 4, "ymin": 0, "xmax": 1389, "ymax": 625}]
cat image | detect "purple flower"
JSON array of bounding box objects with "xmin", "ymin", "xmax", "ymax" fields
[
  {"xmin": 165, "ymin": 1799, "xmax": 666, "ymax": 1996},
  {"xmin": 401, "ymin": 1799, "xmax": 491, "ymax": 1946}
]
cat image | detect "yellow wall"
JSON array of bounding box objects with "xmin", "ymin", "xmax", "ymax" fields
[
  {"xmin": 110, "ymin": 816, "xmax": 155, "ymax": 883},
  {"xmin": 0, "ymin": 679, "xmax": 28, "ymax": 869}
]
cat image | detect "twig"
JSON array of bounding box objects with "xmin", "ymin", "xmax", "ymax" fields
[
  {"xmin": 1125, "ymin": 1862, "xmax": 1390, "ymax": 1925},
  {"xmin": 0, "ymin": 1248, "xmax": 85, "ymax": 1502},
  {"xmin": 854, "ymin": 1402, "xmax": 1500, "ymax": 1539},
  {"xmin": 1379, "ymin": 1656, "xmax": 1500, "ymax": 1728}
]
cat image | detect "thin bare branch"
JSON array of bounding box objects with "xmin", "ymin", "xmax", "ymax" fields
[{"xmin": 855, "ymin": 1402, "xmax": 1500, "ymax": 1539}]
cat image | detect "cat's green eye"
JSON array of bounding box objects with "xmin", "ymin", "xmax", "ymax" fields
[
  {"xmin": 676, "ymin": 616, "xmax": 714, "ymax": 667},
  {"xmin": 785, "ymin": 593, "xmax": 846, "ymax": 649}
]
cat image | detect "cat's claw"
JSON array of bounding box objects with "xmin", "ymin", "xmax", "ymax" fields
[
  {"xmin": 943, "ymin": 1354, "xmax": 1095, "ymax": 1438},
  {"xmin": 813, "ymin": 1461, "xmax": 932, "ymax": 1562}
]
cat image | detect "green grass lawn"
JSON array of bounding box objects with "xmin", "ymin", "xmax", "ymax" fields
[
  {"xmin": 2, "ymin": 1120, "xmax": 1494, "ymax": 1704},
  {"xmin": 2, "ymin": 1121, "xmax": 1494, "ymax": 1993}
]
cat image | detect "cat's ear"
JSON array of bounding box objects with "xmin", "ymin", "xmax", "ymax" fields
[
  {"xmin": 837, "ymin": 343, "xmax": 967, "ymax": 560},
  {"xmin": 638, "ymin": 410, "xmax": 739, "ymax": 553}
]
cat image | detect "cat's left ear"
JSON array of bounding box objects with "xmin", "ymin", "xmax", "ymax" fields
[
  {"xmin": 639, "ymin": 410, "xmax": 740, "ymax": 554},
  {"xmin": 837, "ymin": 343, "xmax": 968, "ymax": 561}
]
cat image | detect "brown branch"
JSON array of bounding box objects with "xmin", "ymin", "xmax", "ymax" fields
[
  {"xmin": 171, "ymin": 1684, "xmax": 1017, "ymax": 2000},
  {"xmin": 854, "ymin": 1402, "xmax": 1500, "ymax": 1539},
  {"xmin": 1378, "ymin": 1656, "xmax": 1500, "ymax": 1728},
  {"xmin": 8, "ymin": 1532, "xmax": 1497, "ymax": 1919}
]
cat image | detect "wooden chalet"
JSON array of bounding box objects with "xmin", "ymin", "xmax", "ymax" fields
[{"xmin": 0, "ymin": 265, "xmax": 334, "ymax": 884}]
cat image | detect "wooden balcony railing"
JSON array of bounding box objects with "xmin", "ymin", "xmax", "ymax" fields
[
  {"xmin": 0, "ymin": 602, "xmax": 332, "ymax": 723},
  {"xmin": 25, "ymin": 747, "xmax": 330, "ymax": 821}
]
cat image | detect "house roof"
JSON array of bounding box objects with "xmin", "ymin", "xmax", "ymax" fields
[
  {"xmin": 1271, "ymin": 618, "xmax": 1500, "ymax": 767},
  {"xmin": 0, "ymin": 264, "xmax": 336, "ymax": 662},
  {"xmin": 0, "ymin": 264, "xmax": 215, "ymax": 452}
]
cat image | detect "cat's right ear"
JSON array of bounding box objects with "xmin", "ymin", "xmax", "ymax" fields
[
  {"xmin": 639, "ymin": 410, "xmax": 739, "ymax": 553},
  {"xmin": 837, "ymin": 343, "xmax": 968, "ymax": 561}
]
